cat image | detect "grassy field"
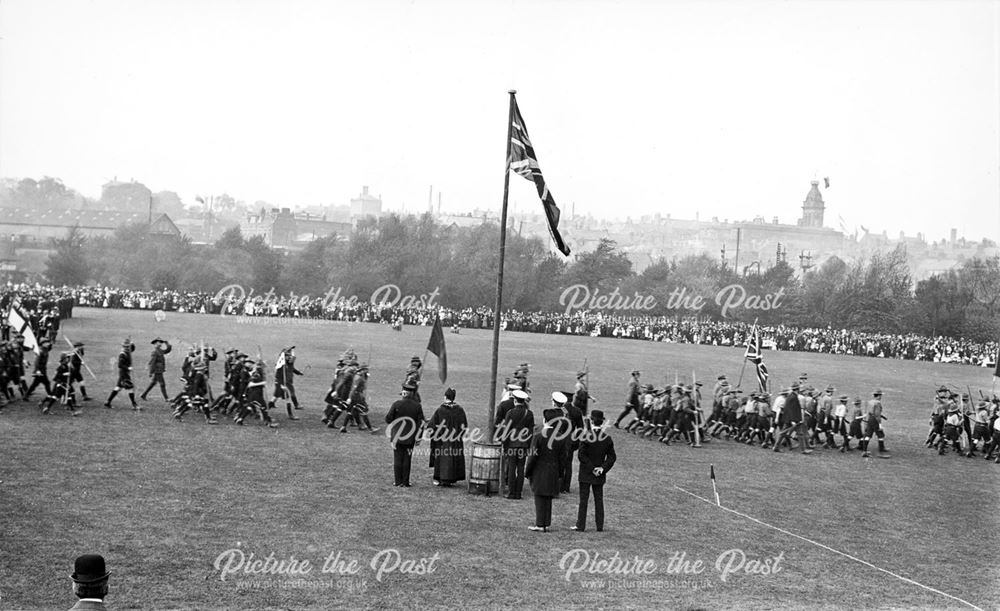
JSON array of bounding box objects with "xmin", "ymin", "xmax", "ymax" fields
[{"xmin": 1, "ymin": 308, "xmax": 998, "ymax": 610}]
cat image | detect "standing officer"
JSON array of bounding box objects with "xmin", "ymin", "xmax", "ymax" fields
[
  {"xmin": 572, "ymin": 410, "xmax": 616, "ymax": 533},
  {"xmin": 104, "ymin": 339, "xmax": 137, "ymax": 410},
  {"xmin": 501, "ymin": 389, "xmax": 534, "ymax": 500},
  {"xmin": 140, "ymin": 338, "xmax": 172, "ymax": 401},
  {"xmin": 385, "ymin": 381, "xmax": 425, "ymax": 487},
  {"xmin": 614, "ymin": 370, "xmax": 641, "ymax": 429},
  {"xmin": 556, "ymin": 391, "xmax": 584, "ymax": 494}
]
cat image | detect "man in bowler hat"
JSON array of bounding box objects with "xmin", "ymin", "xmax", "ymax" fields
[
  {"xmin": 69, "ymin": 553, "xmax": 110, "ymax": 610},
  {"xmin": 572, "ymin": 410, "xmax": 617, "ymax": 532}
]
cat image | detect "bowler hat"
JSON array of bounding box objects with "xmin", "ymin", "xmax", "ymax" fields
[
  {"xmin": 150, "ymin": 337, "xmax": 164, "ymax": 345},
  {"xmin": 72, "ymin": 554, "xmax": 109, "ymax": 584},
  {"xmin": 590, "ymin": 410, "xmax": 605, "ymax": 424}
]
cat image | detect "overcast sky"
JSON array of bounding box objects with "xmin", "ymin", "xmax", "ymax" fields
[{"xmin": 1, "ymin": 0, "xmax": 998, "ymax": 243}]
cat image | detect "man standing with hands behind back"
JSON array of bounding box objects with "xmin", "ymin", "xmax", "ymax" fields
[{"xmin": 572, "ymin": 410, "xmax": 616, "ymax": 532}]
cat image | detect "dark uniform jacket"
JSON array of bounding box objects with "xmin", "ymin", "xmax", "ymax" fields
[{"xmin": 525, "ymin": 431, "xmax": 567, "ymax": 497}]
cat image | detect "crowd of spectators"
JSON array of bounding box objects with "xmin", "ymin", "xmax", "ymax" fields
[{"xmin": 2, "ymin": 284, "xmax": 996, "ymax": 368}]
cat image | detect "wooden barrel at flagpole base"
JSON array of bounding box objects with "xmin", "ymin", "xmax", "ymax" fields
[{"xmin": 468, "ymin": 441, "xmax": 501, "ymax": 495}]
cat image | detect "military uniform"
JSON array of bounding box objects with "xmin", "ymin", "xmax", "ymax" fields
[
  {"xmin": 40, "ymin": 352, "xmax": 78, "ymax": 415},
  {"xmin": 272, "ymin": 346, "xmax": 304, "ymax": 420},
  {"xmin": 140, "ymin": 338, "xmax": 172, "ymax": 401},
  {"xmin": 25, "ymin": 339, "xmax": 53, "ymax": 398},
  {"xmin": 104, "ymin": 340, "xmax": 138, "ymax": 409},
  {"xmin": 861, "ymin": 390, "xmax": 888, "ymax": 457},
  {"xmin": 70, "ymin": 342, "xmax": 91, "ymax": 401},
  {"xmin": 614, "ymin": 370, "xmax": 641, "ymax": 429}
]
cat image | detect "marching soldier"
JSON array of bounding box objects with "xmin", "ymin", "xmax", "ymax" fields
[
  {"xmin": 70, "ymin": 341, "xmax": 91, "ymax": 402},
  {"xmin": 25, "ymin": 338, "xmax": 53, "ymax": 399},
  {"xmin": 39, "ymin": 351, "xmax": 79, "ymax": 416},
  {"xmin": 862, "ymin": 389, "xmax": 889, "ymax": 457},
  {"xmin": 236, "ymin": 360, "xmax": 277, "ymax": 428},
  {"xmin": 614, "ymin": 370, "xmax": 641, "ymax": 429},
  {"xmin": 346, "ymin": 363, "xmax": 378, "ymax": 433},
  {"xmin": 104, "ymin": 339, "xmax": 138, "ymax": 410},
  {"xmin": 272, "ymin": 346, "xmax": 303, "ymax": 421},
  {"xmin": 140, "ymin": 338, "xmax": 172, "ymax": 401},
  {"xmin": 939, "ymin": 402, "xmax": 963, "ymax": 455},
  {"xmin": 926, "ymin": 386, "xmax": 950, "ymax": 448}
]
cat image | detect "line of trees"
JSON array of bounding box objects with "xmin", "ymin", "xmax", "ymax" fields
[{"xmin": 44, "ymin": 213, "xmax": 1000, "ymax": 340}]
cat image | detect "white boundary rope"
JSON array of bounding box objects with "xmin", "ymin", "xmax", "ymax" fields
[{"xmin": 673, "ymin": 485, "xmax": 984, "ymax": 611}]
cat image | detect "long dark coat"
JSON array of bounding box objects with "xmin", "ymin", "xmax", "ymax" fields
[
  {"xmin": 428, "ymin": 401, "xmax": 468, "ymax": 483},
  {"xmin": 525, "ymin": 431, "xmax": 567, "ymax": 498}
]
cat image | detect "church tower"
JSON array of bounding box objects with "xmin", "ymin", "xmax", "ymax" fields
[{"xmin": 798, "ymin": 180, "xmax": 824, "ymax": 228}]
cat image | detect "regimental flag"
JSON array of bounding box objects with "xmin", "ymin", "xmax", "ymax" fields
[
  {"xmin": 8, "ymin": 299, "xmax": 40, "ymax": 354},
  {"xmin": 426, "ymin": 313, "xmax": 447, "ymax": 384},
  {"xmin": 744, "ymin": 324, "xmax": 769, "ymax": 392},
  {"xmin": 824, "ymin": 177, "xmax": 831, "ymax": 189},
  {"xmin": 993, "ymin": 346, "xmax": 1000, "ymax": 380},
  {"xmin": 508, "ymin": 97, "xmax": 571, "ymax": 256},
  {"xmin": 275, "ymin": 350, "xmax": 286, "ymax": 372}
]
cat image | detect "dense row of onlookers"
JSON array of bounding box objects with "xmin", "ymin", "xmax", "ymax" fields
[{"xmin": 2, "ymin": 284, "xmax": 996, "ymax": 367}]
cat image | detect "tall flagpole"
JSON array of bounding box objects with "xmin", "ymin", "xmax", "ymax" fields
[{"xmin": 487, "ymin": 90, "xmax": 517, "ymax": 442}]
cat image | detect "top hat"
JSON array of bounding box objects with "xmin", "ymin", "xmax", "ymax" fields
[
  {"xmin": 590, "ymin": 409, "xmax": 605, "ymax": 424},
  {"xmin": 72, "ymin": 554, "xmax": 110, "ymax": 584}
]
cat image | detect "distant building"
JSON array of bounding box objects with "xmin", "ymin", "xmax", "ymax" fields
[
  {"xmin": 0, "ymin": 208, "xmax": 171, "ymax": 242},
  {"xmin": 241, "ymin": 207, "xmax": 351, "ymax": 250},
  {"xmin": 350, "ymin": 186, "xmax": 382, "ymax": 218},
  {"xmin": 100, "ymin": 179, "xmax": 153, "ymax": 214},
  {"xmin": 798, "ymin": 180, "xmax": 825, "ymax": 228}
]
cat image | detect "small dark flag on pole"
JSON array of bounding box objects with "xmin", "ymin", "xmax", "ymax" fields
[
  {"xmin": 508, "ymin": 97, "xmax": 571, "ymax": 256},
  {"xmin": 824, "ymin": 177, "xmax": 830, "ymax": 189},
  {"xmin": 710, "ymin": 464, "xmax": 720, "ymax": 506},
  {"xmin": 427, "ymin": 313, "xmax": 448, "ymax": 384},
  {"xmin": 710, "ymin": 465, "xmax": 715, "ymax": 480}
]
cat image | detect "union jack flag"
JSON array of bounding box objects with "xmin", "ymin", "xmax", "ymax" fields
[
  {"xmin": 508, "ymin": 97, "xmax": 570, "ymax": 256},
  {"xmin": 744, "ymin": 324, "xmax": 768, "ymax": 392}
]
